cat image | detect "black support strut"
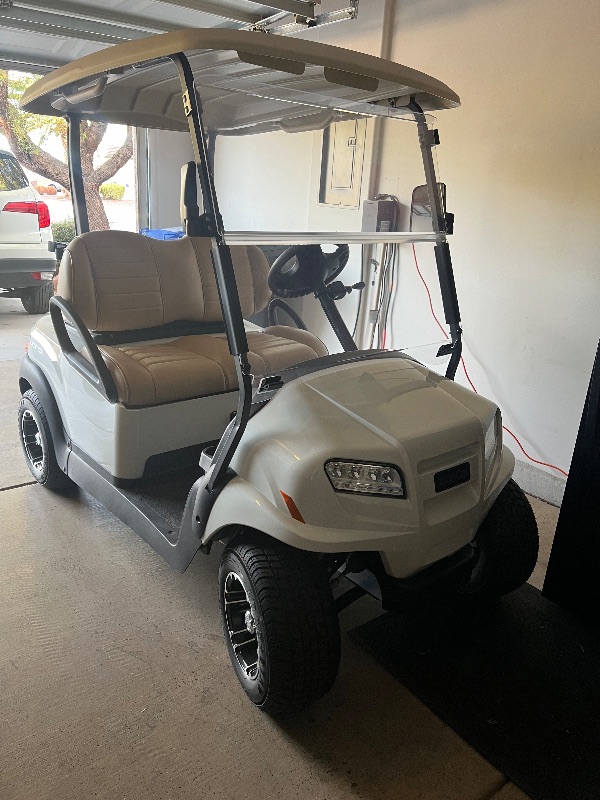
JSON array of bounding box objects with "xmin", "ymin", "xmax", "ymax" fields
[
  {"xmin": 171, "ymin": 52, "xmax": 252, "ymax": 492},
  {"xmin": 409, "ymin": 100, "xmax": 462, "ymax": 380},
  {"xmin": 66, "ymin": 115, "xmax": 89, "ymax": 235}
]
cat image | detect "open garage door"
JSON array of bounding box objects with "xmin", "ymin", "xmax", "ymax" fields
[{"xmin": 0, "ymin": 1, "xmax": 359, "ymax": 75}]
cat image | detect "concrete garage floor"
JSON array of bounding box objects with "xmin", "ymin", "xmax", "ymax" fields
[{"xmin": 0, "ymin": 298, "xmax": 559, "ymax": 800}]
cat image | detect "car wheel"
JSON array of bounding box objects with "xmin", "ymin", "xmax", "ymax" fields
[
  {"xmin": 219, "ymin": 532, "xmax": 341, "ymax": 715},
  {"xmin": 18, "ymin": 389, "xmax": 72, "ymax": 490},
  {"xmin": 461, "ymin": 479, "xmax": 539, "ymax": 598},
  {"xmin": 21, "ymin": 283, "xmax": 53, "ymax": 315}
]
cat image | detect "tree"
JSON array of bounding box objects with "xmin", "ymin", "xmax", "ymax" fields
[{"xmin": 0, "ymin": 70, "xmax": 133, "ymax": 231}]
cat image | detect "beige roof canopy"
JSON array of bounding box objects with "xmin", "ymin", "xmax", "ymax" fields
[{"xmin": 20, "ymin": 28, "xmax": 460, "ymax": 135}]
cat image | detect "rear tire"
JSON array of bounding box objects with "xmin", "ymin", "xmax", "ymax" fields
[
  {"xmin": 18, "ymin": 389, "xmax": 72, "ymax": 490},
  {"xmin": 462, "ymin": 479, "xmax": 539, "ymax": 597},
  {"xmin": 21, "ymin": 283, "xmax": 52, "ymax": 314},
  {"xmin": 219, "ymin": 532, "xmax": 341, "ymax": 715}
]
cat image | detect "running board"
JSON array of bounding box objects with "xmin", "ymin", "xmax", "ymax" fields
[{"xmin": 67, "ymin": 451, "xmax": 205, "ymax": 572}]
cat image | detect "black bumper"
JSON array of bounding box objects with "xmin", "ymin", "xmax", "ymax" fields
[{"xmin": 0, "ymin": 258, "xmax": 56, "ymax": 289}]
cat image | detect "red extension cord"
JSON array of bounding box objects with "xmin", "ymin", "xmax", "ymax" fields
[{"xmin": 410, "ymin": 244, "xmax": 569, "ymax": 478}]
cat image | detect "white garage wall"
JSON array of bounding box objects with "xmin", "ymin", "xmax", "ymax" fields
[
  {"xmin": 145, "ymin": 129, "xmax": 194, "ymax": 229},
  {"xmin": 214, "ymin": 130, "xmax": 314, "ymax": 231},
  {"xmin": 376, "ymin": 0, "xmax": 600, "ymax": 503}
]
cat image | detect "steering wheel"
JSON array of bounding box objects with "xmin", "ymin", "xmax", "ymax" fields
[{"xmin": 268, "ymin": 244, "xmax": 350, "ymax": 299}]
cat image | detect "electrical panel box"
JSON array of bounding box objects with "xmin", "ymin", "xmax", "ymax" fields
[
  {"xmin": 361, "ymin": 199, "xmax": 398, "ymax": 232},
  {"xmin": 319, "ymin": 119, "xmax": 367, "ymax": 208}
]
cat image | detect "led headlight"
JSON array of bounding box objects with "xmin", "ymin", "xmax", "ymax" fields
[
  {"xmin": 325, "ymin": 461, "xmax": 405, "ymax": 497},
  {"xmin": 484, "ymin": 411, "xmax": 500, "ymax": 474}
]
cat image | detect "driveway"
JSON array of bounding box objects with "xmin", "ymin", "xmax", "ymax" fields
[{"xmin": 44, "ymin": 195, "xmax": 137, "ymax": 232}]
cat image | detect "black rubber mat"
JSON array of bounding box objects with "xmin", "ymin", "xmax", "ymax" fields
[
  {"xmin": 137, "ymin": 470, "xmax": 201, "ymax": 531},
  {"xmin": 349, "ymin": 584, "xmax": 600, "ymax": 800}
]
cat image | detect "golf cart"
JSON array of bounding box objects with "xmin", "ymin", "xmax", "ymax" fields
[{"xmin": 17, "ymin": 29, "xmax": 538, "ymax": 715}]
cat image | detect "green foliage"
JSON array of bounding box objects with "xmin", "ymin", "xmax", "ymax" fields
[
  {"xmin": 2, "ymin": 69, "xmax": 132, "ymax": 231},
  {"xmin": 51, "ymin": 218, "xmax": 77, "ymax": 244},
  {"xmin": 3, "ymin": 71, "xmax": 67, "ymax": 151},
  {"xmin": 99, "ymin": 182, "xmax": 125, "ymax": 201}
]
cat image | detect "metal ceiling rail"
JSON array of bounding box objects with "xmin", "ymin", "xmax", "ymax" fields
[
  {"xmin": 135, "ymin": 0, "xmax": 262, "ymax": 25},
  {"xmin": 244, "ymin": 0, "xmax": 317, "ymax": 16},
  {"xmin": 255, "ymin": 1, "xmax": 356, "ymax": 33},
  {"xmin": 0, "ymin": 54, "xmax": 62, "ymax": 73},
  {"xmin": 0, "ymin": 44, "xmax": 66, "ymax": 68},
  {"xmin": 11, "ymin": 1, "xmax": 182, "ymax": 34},
  {"xmin": 149, "ymin": 0, "xmax": 317, "ymax": 24}
]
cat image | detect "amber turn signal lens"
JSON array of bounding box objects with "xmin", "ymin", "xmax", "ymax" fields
[{"xmin": 280, "ymin": 491, "xmax": 305, "ymax": 523}]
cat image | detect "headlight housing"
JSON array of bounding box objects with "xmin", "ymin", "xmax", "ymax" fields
[
  {"xmin": 325, "ymin": 460, "xmax": 405, "ymax": 497},
  {"xmin": 484, "ymin": 411, "xmax": 500, "ymax": 475}
]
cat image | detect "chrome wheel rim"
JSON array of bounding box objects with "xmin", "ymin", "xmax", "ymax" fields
[
  {"xmin": 21, "ymin": 409, "xmax": 45, "ymax": 477},
  {"xmin": 223, "ymin": 571, "xmax": 259, "ymax": 680}
]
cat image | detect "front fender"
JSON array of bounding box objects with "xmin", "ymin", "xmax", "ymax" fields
[
  {"xmin": 203, "ymin": 475, "xmax": 430, "ymax": 554},
  {"xmin": 202, "ymin": 445, "xmax": 515, "ymax": 579}
]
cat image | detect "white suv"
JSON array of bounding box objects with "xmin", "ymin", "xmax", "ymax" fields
[{"xmin": 0, "ymin": 149, "xmax": 56, "ymax": 314}]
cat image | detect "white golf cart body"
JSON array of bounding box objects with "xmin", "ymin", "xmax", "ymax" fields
[{"xmin": 20, "ymin": 30, "xmax": 515, "ymax": 586}]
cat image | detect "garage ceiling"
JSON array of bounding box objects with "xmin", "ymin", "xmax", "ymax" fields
[{"xmin": 0, "ymin": 0, "xmax": 358, "ymax": 74}]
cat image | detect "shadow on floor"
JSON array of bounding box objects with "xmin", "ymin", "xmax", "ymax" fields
[{"xmin": 348, "ymin": 585, "xmax": 600, "ymax": 800}]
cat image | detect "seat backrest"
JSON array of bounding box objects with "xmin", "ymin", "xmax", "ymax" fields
[{"xmin": 58, "ymin": 230, "xmax": 271, "ymax": 332}]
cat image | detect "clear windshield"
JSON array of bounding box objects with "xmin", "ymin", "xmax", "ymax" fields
[{"xmin": 207, "ymin": 106, "xmax": 439, "ymax": 242}]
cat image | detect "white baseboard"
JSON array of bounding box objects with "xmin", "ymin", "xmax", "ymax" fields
[{"xmin": 511, "ymin": 457, "xmax": 566, "ymax": 507}]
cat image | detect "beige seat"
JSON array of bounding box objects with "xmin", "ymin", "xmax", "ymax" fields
[{"xmin": 57, "ymin": 230, "xmax": 327, "ymax": 407}]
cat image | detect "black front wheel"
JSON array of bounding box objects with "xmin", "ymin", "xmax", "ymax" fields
[
  {"xmin": 18, "ymin": 389, "xmax": 72, "ymax": 490},
  {"xmin": 219, "ymin": 532, "xmax": 341, "ymax": 715},
  {"xmin": 461, "ymin": 479, "xmax": 539, "ymax": 598}
]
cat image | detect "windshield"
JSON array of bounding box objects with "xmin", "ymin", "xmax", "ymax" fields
[{"xmin": 208, "ymin": 106, "xmax": 439, "ymax": 241}]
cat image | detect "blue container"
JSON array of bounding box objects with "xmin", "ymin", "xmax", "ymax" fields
[{"xmin": 140, "ymin": 227, "xmax": 185, "ymax": 240}]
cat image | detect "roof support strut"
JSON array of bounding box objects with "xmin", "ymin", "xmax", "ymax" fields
[
  {"xmin": 66, "ymin": 116, "xmax": 90, "ymax": 236},
  {"xmin": 409, "ymin": 99, "xmax": 462, "ymax": 381},
  {"xmin": 171, "ymin": 51, "xmax": 252, "ymax": 494}
]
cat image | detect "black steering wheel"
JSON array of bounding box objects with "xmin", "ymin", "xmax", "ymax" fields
[{"xmin": 268, "ymin": 244, "xmax": 350, "ymax": 299}]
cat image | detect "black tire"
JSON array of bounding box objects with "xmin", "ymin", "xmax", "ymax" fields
[
  {"xmin": 219, "ymin": 532, "xmax": 341, "ymax": 715},
  {"xmin": 21, "ymin": 282, "xmax": 53, "ymax": 314},
  {"xmin": 18, "ymin": 389, "xmax": 72, "ymax": 490},
  {"xmin": 462, "ymin": 479, "xmax": 539, "ymax": 598}
]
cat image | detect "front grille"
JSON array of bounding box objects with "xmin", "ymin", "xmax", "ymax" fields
[{"xmin": 434, "ymin": 461, "xmax": 471, "ymax": 493}]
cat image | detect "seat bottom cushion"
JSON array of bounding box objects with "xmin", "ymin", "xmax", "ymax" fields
[{"xmin": 99, "ymin": 327, "xmax": 328, "ymax": 407}]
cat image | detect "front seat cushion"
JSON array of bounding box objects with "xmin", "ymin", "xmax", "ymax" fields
[{"xmin": 99, "ymin": 328, "xmax": 328, "ymax": 407}]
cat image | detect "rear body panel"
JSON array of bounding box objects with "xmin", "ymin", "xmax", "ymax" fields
[{"xmin": 27, "ymin": 316, "xmax": 238, "ymax": 479}]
